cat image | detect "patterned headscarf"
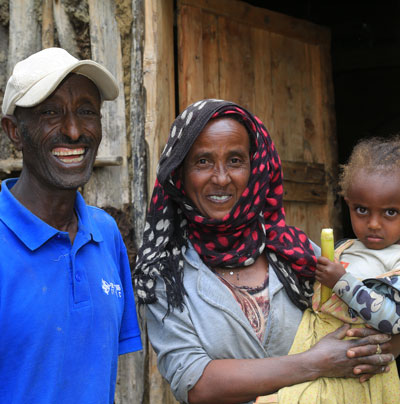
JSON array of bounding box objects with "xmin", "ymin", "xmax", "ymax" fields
[{"xmin": 134, "ymin": 99, "xmax": 317, "ymax": 311}]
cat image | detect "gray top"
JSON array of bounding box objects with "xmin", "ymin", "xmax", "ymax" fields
[{"xmin": 146, "ymin": 243, "xmax": 320, "ymax": 403}]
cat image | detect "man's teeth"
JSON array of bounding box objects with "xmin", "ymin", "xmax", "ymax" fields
[
  {"xmin": 52, "ymin": 148, "xmax": 85, "ymax": 156},
  {"xmin": 210, "ymin": 195, "xmax": 230, "ymax": 202}
]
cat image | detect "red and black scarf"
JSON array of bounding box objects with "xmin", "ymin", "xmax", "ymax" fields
[{"xmin": 134, "ymin": 99, "xmax": 317, "ymax": 311}]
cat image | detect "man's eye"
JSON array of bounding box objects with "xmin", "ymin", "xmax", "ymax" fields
[
  {"xmin": 386, "ymin": 209, "xmax": 398, "ymax": 217},
  {"xmin": 80, "ymin": 109, "xmax": 96, "ymax": 115},
  {"xmin": 355, "ymin": 207, "xmax": 367, "ymax": 214},
  {"xmin": 41, "ymin": 109, "xmax": 57, "ymax": 115}
]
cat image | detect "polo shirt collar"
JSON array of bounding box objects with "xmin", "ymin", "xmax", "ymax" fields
[
  {"xmin": 74, "ymin": 191, "xmax": 103, "ymax": 243},
  {"xmin": 0, "ymin": 178, "xmax": 102, "ymax": 250}
]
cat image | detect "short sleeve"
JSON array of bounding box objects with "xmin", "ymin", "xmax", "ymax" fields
[{"xmin": 117, "ymin": 234, "xmax": 142, "ymax": 354}]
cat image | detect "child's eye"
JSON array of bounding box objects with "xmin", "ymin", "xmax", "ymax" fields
[
  {"xmin": 386, "ymin": 209, "xmax": 398, "ymax": 217},
  {"xmin": 355, "ymin": 207, "xmax": 368, "ymax": 215}
]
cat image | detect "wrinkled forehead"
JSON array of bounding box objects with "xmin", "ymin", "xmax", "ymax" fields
[{"xmin": 47, "ymin": 73, "xmax": 101, "ymax": 102}]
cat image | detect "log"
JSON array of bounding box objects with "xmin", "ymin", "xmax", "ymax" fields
[
  {"xmin": 8, "ymin": 0, "xmax": 41, "ymax": 76},
  {"xmin": 85, "ymin": 0, "xmax": 129, "ymax": 208},
  {"xmin": 0, "ymin": 21, "xmax": 13, "ymax": 160},
  {"xmin": 0, "ymin": 157, "xmax": 124, "ymax": 174},
  {"xmin": 52, "ymin": 0, "xmax": 79, "ymax": 57},
  {"xmin": 42, "ymin": 0, "xmax": 54, "ymax": 48},
  {"xmin": 130, "ymin": 0, "xmax": 147, "ymax": 248}
]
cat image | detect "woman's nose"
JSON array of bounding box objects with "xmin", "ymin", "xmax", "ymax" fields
[{"xmin": 211, "ymin": 164, "xmax": 231, "ymax": 186}]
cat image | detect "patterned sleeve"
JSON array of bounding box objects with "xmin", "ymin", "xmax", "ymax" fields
[{"xmin": 333, "ymin": 272, "xmax": 400, "ymax": 334}]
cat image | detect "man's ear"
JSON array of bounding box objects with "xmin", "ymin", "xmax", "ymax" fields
[{"xmin": 1, "ymin": 115, "xmax": 23, "ymax": 151}]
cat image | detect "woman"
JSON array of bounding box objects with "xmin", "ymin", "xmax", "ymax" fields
[{"xmin": 134, "ymin": 99, "xmax": 397, "ymax": 404}]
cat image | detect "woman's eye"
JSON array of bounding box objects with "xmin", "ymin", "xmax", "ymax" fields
[
  {"xmin": 231, "ymin": 157, "xmax": 241, "ymax": 164},
  {"xmin": 198, "ymin": 158, "xmax": 208, "ymax": 165},
  {"xmin": 355, "ymin": 207, "xmax": 367, "ymax": 215},
  {"xmin": 386, "ymin": 209, "xmax": 398, "ymax": 217}
]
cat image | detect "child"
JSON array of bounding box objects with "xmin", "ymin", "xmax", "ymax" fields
[{"xmin": 278, "ymin": 136, "xmax": 400, "ymax": 404}]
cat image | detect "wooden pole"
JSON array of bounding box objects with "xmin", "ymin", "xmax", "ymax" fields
[
  {"xmin": 52, "ymin": 0, "xmax": 79, "ymax": 57},
  {"xmin": 42, "ymin": 0, "xmax": 54, "ymax": 48},
  {"xmin": 8, "ymin": 0, "xmax": 41, "ymax": 75},
  {"xmin": 85, "ymin": 0, "xmax": 129, "ymax": 208}
]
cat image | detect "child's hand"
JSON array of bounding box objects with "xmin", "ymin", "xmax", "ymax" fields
[{"xmin": 316, "ymin": 256, "xmax": 346, "ymax": 289}]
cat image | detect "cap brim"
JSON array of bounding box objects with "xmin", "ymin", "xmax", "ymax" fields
[{"xmin": 14, "ymin": 60, "xmax": 119, "ymax": 110}]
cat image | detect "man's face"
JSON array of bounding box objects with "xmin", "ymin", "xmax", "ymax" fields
[{"xmin": 14, "ymin": 73, "xmax": 102, "ymax": 190}]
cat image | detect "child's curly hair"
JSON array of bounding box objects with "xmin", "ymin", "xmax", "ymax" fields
[{"xmin": 339, "ymin": 135, "xmax": 400, "ymax": 197}]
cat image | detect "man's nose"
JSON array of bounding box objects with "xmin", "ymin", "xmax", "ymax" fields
[
  {"xmin": 211, "ymin": 163, "xmax": 231, "ymax": 186},
  {"xmin": 61, "ymin": 112, "xmax": 81, "ymax": 141}
]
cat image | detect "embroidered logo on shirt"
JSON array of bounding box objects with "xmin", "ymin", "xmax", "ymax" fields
[{"xmin": 101, "ymin": 279, "xmax": 122, "ymax": 297}]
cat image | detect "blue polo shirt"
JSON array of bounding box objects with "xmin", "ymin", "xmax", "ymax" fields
[{"xmin": 0, "ymin": 178, "xmax": 142, "ymax": 404}]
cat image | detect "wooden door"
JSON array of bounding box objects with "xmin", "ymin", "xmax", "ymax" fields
[{"xmin": 177, "ymin": 0, "xmax": 341, "ymax": 242}]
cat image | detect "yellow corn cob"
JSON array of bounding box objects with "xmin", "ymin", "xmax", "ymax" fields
[{"xmin": 320, "ymin": 228, "xmax": 334, "ymax": 303}]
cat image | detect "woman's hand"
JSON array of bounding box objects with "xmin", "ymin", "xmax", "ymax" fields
[
  {"xmin": 307, "ymin": 325, "xmax": 392, "ymax": 379},
  {"xmin": 346, "ymin": 327, "xmax": 395, "ymax": 382}
]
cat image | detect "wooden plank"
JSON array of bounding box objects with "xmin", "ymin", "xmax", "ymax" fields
[
  {"xmin": 8, "ymin": 0, "xmax": 41, "ymax": 76},
  {"xmin": 201, "ymin": 11, "xmax": 219, "ymax": 98},
  {"xmin": 218, "ymin": 15, "xmax": 255, "ymax": 111},
  {"xmin": 143, "ymin": 1, "xmax": 176, "ymax": 402},
  {"xmin": 311, "ymin": 42, "xmax": 342, "ymax": 237},
  {"xmin": 42, "ymin": 0, "xmax": 54, "ymax": 48},
  {"xmin": 269, "ymin": 33, "xmax": 306, "ymax": 162},
  {"xmin": 144, "ymin": 0, "xmax": 176, "ymax": 192},
  {"xmin": 178, "ymin": 4, "xmax": 204, "ymax": 110},
  {"xmin": 0, "ymin": 22, "xmax": 13, "ymax": 161},
  {"xmin": 85, "ymin": 0, "xmax": 129, "ymax": 208},
  {"xmin": 251, "ymin": 27, "xmax": 274, "ymax": 136},
  {"xmin": 179, "ymin": 0, "xmax": 330, "ymax": 45},
  {"xmin": 283, "ymin": 181, "xmax": 327, "ymax": 204},
  {"xmin": 52, "ymin": 0, "xmax": 79, "ymax": 57},
  {"xmin": 282, "ymin": 160, "xmax": 325, "ymax": 184}
]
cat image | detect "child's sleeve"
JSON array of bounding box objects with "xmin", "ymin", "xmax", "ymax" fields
[{"xmin": 333, "ymin": 272, "xmax": 400, "ymax": 334}]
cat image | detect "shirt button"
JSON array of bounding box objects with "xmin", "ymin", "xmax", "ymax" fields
[{"xmin": 75, "ymin": 272, "xmax": 81, "ymax": 282}]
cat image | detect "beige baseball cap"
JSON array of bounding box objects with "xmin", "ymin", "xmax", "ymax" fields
[{"xmin": 2, "ymin": 47, "xmax": 119, "ymax": 116}]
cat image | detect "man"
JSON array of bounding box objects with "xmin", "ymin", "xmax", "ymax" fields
[{"xmin": 0, "ymin": 47, "xmax": 142, "ymax": 403}]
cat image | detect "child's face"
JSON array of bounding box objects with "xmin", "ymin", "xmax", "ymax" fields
[{"xmin": 345, "ymin": 169, "xmax": 400, "ymax": 250}]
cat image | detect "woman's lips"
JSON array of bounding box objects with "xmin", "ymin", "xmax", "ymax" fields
[{"xmin": 207, "ymin": 194, "xmax": 232, "ymax": 203}]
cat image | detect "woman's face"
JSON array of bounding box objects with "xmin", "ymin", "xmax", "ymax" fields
[{"xmin": 182, "ymin": 118, "xmax": 251, "ymax": 220}]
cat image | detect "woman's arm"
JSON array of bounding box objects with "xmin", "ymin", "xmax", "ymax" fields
[
  {"xmin": 188, "ymin": 325, "xmax": 392, "ymax": 404},
  {"xmin": 147, "ymin": 284, "xmax": 393, "ymax": 404}
]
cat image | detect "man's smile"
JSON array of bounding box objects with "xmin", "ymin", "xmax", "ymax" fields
[{"xmin": 51, "ymin": 147, "xmax": 87, "ymax": 163}]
